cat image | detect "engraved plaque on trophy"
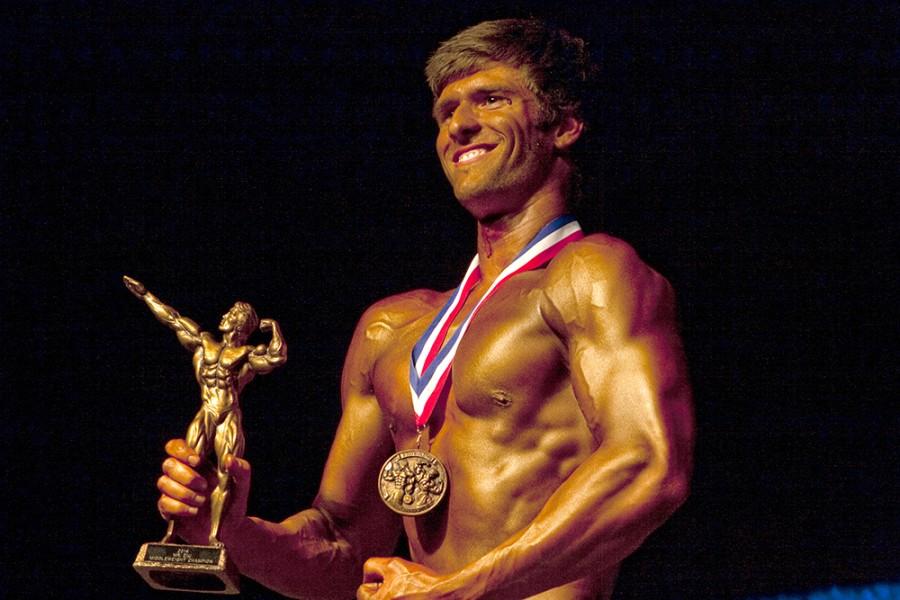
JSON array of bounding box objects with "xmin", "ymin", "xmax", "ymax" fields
[
  {"xmin": 134, "ymin": 542, "xmax": 240, "ymax": 594},
  {"xmin": 124, "ymin": 276, "xmax": 287, "ymax": 594}
]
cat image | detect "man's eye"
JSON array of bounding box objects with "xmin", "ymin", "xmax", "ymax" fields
[
  {"xmin": 437, "ymin": 107, "xmax": 455, "ymax": 123},
  {"xmin": 482, "ymin": 96, "xmax": 509, "ymax": 108}
]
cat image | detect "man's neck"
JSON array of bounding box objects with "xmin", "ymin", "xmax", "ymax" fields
[
  {"xmin": 475, "ymin": 195, "xmax": 567, "ymax": 281},
  {"xmin": 223, "ymin": 331, "xmax": 241, "ymax": 348}
]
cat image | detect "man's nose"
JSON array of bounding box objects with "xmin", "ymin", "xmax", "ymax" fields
[{"xmin": 448, "ymin": 103, "xmax": 480, "ymax": 142}]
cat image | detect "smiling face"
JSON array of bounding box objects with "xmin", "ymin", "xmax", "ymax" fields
[{"xmin": 434, "ymin": 64, "xmax": 563, "ymax": 219}]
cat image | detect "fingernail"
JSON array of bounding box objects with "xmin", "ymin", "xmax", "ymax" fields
[
  {"xmin": 188, "ymin": 506, "xmax": 198, "ymax": 515},
  {"xmin": 188, "ymin": 455, "xmax": 200, "ymax": 467},
  {"xmin": 196, "ymin": 495, "xmax": 207, "ymax": 504}
]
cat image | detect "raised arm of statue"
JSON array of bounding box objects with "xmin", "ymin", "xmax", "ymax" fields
[
  {"xmin": 123, "ymin": 275, "xmax": 202, "ymax": 351},
  {"xmin": 247, "ymin": 318, "xmax": 287, "ymax": 374}
]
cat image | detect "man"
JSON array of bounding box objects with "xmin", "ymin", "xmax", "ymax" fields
[
  {"xmin": 156, "ymin": 19, "xmax": 693, "ymax": 599},
  {"xmin": 124, "ymin": 275, "xmax": 287, "ymax": 546}
]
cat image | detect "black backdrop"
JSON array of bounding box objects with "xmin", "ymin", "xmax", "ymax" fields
[{"xmin": 2, "ymin": 2, "xmax": 897, "ymax": 599}]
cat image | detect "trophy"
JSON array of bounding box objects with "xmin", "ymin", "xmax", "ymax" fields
[{"xmin": 124, "ymin": 276, "xmax": 287, "ymax": 594}]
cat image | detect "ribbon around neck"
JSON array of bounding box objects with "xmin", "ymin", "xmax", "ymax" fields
[{"xmin": 409, "ymin": 215, "xmax": 584, "ymax": 428}]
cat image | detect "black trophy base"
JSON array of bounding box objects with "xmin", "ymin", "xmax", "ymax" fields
[{"xmin": 134, "ymin": 542, "xmax": 240, "ymax": 594}]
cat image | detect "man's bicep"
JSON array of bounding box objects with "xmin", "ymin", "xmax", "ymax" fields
[
  {"xmin": 313, "ymin": 388, "xmax": 401, "ymax": 558},
  {"xmin": 175, "ymin": 326, "xmax": 202, "ymax": 350},
  {"xmin": 545, "ymin": 237, "xmax": 693, "ymax": 457},
  {"xmin": 247, "ymin": 346, "xmax": 286, "ymax": 374},
  {"xmin": 570, "ymin": 327, "xmax": 691, "ymax": 457},
  {"xmin": 312, "ymin": 302, "xmax": 406, "ymax": 556}
]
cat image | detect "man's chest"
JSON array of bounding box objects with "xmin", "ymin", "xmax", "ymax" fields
[
  {"xmin": 198, "ymin": 337, "xmax": 248, "ymax": 370},
  {"xmin": 371, "ymin": 274, "xmax": 569, "ymax": 442}
]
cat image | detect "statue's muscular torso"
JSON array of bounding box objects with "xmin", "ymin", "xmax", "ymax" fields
[
  {"xmin": 361, "ymin": 236, "xmax": 641, "ymax": 599},
  {"xmin": 192, "ymin": 334, "xmax": 254, "ymax": 418}
]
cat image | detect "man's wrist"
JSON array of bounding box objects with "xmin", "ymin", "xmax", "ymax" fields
[
  {"xmin": 219, "ymin": 515, "xmax": 253, "ymax": 550},
  {"xmin": 439, "ymin": 567, "xmax": 487, "ymax": 600}
]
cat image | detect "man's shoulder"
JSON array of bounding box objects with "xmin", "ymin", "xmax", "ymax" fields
[
  {"xmin": 541, "ymin": 233, "xmax": 674, "ymax": 331},
  {"xmin": 354, "ymin": 289, "xmax": 445, "ymax": 346},
  {"xmin": 546, "ymin": 232, "xmax": 657, "ymax": 284},
  {"xmin": 198, "ymin": 331, "xmax": 219, "ymax": 348}
]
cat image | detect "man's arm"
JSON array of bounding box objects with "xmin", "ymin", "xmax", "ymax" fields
[
  {"xmin": 246, "ymin": 318, "xmax": 288, "ymax": 374},
  {"xmin": 361, "ymin": 236, "xmax": 694, "ymax": 599},
  {"xmin": 123, "ymin": 275, "xmax": 202, "ymax": 350},
  {"xmin": 158, "ymin": 301, "xmax": 404, "ymax": 599}
]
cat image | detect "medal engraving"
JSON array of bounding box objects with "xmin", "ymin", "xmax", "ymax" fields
[{"xmin": 378, "ymin": 450, "xmax": 448, "ymax": 516}]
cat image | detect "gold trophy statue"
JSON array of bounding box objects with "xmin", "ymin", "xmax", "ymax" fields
[{"xmin": 125, "ymin": 276, "xmax": 287, "ymax": 594}]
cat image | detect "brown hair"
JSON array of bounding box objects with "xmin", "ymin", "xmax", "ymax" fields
[{"xmin": 425, "ymin": 19, "xmax": 598, "ymax": 129}]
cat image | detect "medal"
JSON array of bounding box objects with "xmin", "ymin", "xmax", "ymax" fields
[
  {"xmin": 378, "ymin": 447, "xmax": 449, "ymax": 516},
  {"xmin": 379, "ymin": 215, "xmax": 584, "ymax": 516}
]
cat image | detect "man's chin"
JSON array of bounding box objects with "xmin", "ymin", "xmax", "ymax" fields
[
  {"xmin": 454, "ymin": 192, "xmax": 509, "ymax": 222},
  {"xmin": 452, "ymin": 179, "xmax": 498, "ymax": 204}
]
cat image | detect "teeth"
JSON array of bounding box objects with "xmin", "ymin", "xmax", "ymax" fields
[{"xmin": 458, "ymin": 148, "xmax": 488, "ymax": 163}]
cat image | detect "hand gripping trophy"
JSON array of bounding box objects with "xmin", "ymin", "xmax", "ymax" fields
[{"xmin": 125, "ymin": 276, "xmax": 287, "ymax": 594}]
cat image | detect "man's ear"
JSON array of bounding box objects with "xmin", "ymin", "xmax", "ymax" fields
[{"xmin": 553, "ymin": 115, "xmax": 584, "ymax": 151}]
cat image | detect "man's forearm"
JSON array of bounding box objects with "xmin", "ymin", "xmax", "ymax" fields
[
  {"xmin": 143, "ymin": 293, "xmax": 184, "ymax": 329},
  {"xmin": 223, "ymin": 508, "xmax": 362, "ymax": 600},
  {"xmin": 266, "ymin": 323, "xmax": 286, "ymax": 357},
  {"xmin": 444, "ymin": 446, "xmax": 688, "ymax": 599}
]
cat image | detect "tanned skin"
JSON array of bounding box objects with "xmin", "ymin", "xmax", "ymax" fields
[{"xmin": 157, "ymin": 63, "xmax": 693, "ymax": 599}]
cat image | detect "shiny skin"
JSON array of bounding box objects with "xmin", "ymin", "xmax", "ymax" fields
[
  {"xmin": 156, "ymin": 64, "xmax": 693, "ymax": 599},
  {"xmin": 434, "ymin": 63, "xmax": 581, "ymax": 222}
]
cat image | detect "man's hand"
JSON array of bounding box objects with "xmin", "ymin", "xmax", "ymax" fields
[
  {"xmin": 123, "ymin": 275, "xmax": 147, "ymax": 298},
  {"xmin": 357, "ymin": 557, "xmax": 451, "ymax": 600},
  {"xmin": 157, "ymin": 439, "xmax": 251, "ymax": 544},
  {"xmin": 259, "ymin": 318, "xmax": 274, "ymax": 331}
]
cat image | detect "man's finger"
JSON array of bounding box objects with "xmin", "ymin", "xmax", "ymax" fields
[
  {"xmin": 157, "ymin": 474, "xmax": 207, "ymax": 507},
  {"xmin": 165, "ymin": 438, "xmax": 202, "ymax": 467},
  {"xmin": 362, "ymin": 557, "xmax": 389, "ymax": 583},
  {"xmin": 158, "ymin": 494, "xmax": 198, "ymax": 519},
  {"xmin": 356, "ymin": 582, "xmax": 381, "ymax": 600},
  {"xmin": 224, "ymin": 455, "xmax": 251, "ymax": 481},
  {"xmin": 162, "ymin": 457, "xmax": 208, "ymax": 491},
  {"xmin": 359, "ymin": 559, "xmax": 389, "ymax": 600},
  {"xmin": 223, "ymin": 455, "xmax": 252, "ymax": 518}
]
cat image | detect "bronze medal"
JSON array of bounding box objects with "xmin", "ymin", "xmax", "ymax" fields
[{"xmin": 378, "ymin": 449, "xmax": 448, "ymax": 516}]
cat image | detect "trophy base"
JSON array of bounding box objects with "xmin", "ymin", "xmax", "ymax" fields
[{"xmin": 134, "ymin": 542, "xmax": 239, "ymax": 594}]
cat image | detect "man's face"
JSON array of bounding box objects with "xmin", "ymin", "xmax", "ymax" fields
[
  {"xmin": 219, "ymin": 306, "xmax": 246, "ymax": 335},
  {"xmin": 434, "ymin": 63, "xmax": 557, "ymax": 217}
]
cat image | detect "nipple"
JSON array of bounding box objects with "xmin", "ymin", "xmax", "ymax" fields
[{"xmin": 491, "ymin": 390, "xmax": 513, "ymax": 408}]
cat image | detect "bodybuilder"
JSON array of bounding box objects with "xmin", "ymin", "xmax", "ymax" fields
[
  {"xmin": 124, "ymin": 276, "xmax": 287, "ymax": 545},
  {"xmin": 155, "ymin": 19, "xmax": 694, "ymax": 599}
]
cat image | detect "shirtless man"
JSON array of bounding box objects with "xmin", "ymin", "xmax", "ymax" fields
[
  {"xmin": 124, "ymin": 276, "xmax": 287, "ymax": 545},
  {"xmin": 154, "ymin": 19, "xmax": 693, "ymax": 599}
]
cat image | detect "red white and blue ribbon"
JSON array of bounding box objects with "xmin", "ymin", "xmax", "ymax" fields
[{"xmin": 409, "ymin": 215, "xmax": 584, "ymax": 427}]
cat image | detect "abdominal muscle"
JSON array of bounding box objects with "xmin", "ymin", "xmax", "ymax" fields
[
  {"xmin": 403, "ymin": 388, "xmax": 613, "ymax": 598},
  {"xmin": 378, "ymin": 276, "xmax": 617, "ymax": 597}
]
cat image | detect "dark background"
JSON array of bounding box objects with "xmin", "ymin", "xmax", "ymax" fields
[{"xmin": 2, "ymin": 2, "xmax": 897, "ymax": 598}]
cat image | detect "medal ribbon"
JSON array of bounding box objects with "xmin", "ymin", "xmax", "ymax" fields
[{"xmin": 409, "ymin": 215, "xmax": 583, "ymax": 427}]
